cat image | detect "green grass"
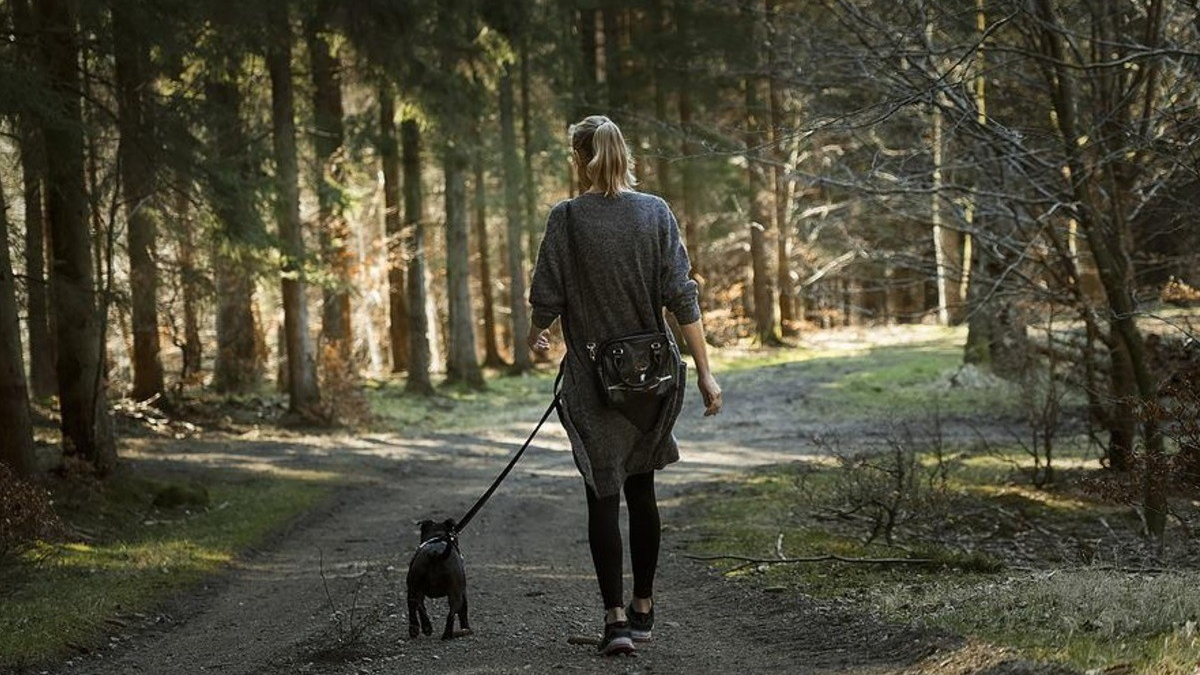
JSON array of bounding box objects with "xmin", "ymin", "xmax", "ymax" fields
[
  {"xmin": 805, "ymin": 344, "xmax": 1026, "ymax": 416},
  {"xmin": 910, "ymin": 570, "xmax": 1200, "ymax": 673},
  {"xmin": 714, "ymin": 327, "xmax": 1039, "ymax": 419},
  {"xmin": 685, "ymin": 329, "xmax": 1200, "ymax": 673},
  {"xmin": 0, "ymin": 470, "xmax": 330, "ymax": 668},
  {"xmin": 686, "ymin": 452, "xmax": 1200, "ymax": 674},
  {"xmin": 367, "ymin": 367, "xmax": 561, "ymax": 433}
]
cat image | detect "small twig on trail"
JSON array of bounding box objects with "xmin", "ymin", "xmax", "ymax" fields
[
  {"xmin": 685, "ymin": 552, "xmax": 934, "ymax": 575},
  {"xmin": 317, "ymin": 548, "xmax": 378, "ymax": 647},
  {"xmin": 774, "ymin": 532, "xmax": 785, "ymax": 560},
  {"xmin": 1042, "ymin": 564, "xmax": 1174, "ymax": 575},
  {"xmin": 989, "ymin": 504, "xmax": 1058, "ymax": 539},
  {"xmin": 1098, "ymin": 516, "xmax": 1121, "ymax": 544}
]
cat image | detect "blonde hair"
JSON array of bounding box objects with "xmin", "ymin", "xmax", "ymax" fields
[{"xmin": 569, "ymin": 115, "xmax": 637, "ymax": 197}]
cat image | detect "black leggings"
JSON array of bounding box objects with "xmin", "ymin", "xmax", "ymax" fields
[{"xmin": 585, "ymin": 471, "xmax": 660, "ymax": 610}]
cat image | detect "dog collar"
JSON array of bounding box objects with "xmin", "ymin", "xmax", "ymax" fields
[{"xmin": 417, "ymin": 532, "xmax": 458, "ymax": 552}]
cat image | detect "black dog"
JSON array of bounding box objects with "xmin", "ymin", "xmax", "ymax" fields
[{"xmin": 406, "ymin": 518, "xmax": 470, "ymax": 640}]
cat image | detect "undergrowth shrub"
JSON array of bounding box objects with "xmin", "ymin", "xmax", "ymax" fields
[
  {"xmin": 0, "ymin": 464, "xmax": 61, "ymax": 566},
  {"xmin": 1142, "ymin": 334, "xmax": 1200, "ymax": 488},
  {"xmin": 316, "ymin": 550, "xmax": 390, "ymax": 652},
  {"xmin": 1158, "ymin": 372, "xmax": 1200, "ymax": 488},
  {"xmin": 1080, "ymin": 344, "xmax": 1200, "ymax": 545},
  {"xmin": 319, "ymin": 343, "xmax": 371, "ymax": 426},
  {"xmin": 824, "ymin": 422, "xmax": 953, "ymax": 546}
]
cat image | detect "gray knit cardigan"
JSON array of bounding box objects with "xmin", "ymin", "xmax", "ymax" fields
[{"xmin": 530, "ymin": 191, "xmax": 701, "ymax": 497}]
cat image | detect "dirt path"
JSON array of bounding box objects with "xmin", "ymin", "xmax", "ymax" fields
[{"xmin": 46, "ymin": 333, "xmax": 1069, "ymax": 675}]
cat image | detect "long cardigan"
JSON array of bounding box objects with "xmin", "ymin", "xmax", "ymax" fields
[{"xmin": 529, "ymin": 191, "xmax": 701, "ymax": 497}]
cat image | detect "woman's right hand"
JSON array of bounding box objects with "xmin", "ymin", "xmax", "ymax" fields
[
  {"xmin": 698, "ymin": 373, "xmax": 722, "ymax": 416},
  {"xmin": 678, "ymin": 320, "xmax": 722, "ymax": 417}
]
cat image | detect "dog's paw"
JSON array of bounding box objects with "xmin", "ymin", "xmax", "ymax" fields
[{"xmin": 408, "ymin": 625, "xmax": 420, "ymax": 638}]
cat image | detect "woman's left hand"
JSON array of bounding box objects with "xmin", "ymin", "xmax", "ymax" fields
[{"xmin": 528, "ymin": 326, "xmax": 551, "ymax": 353}]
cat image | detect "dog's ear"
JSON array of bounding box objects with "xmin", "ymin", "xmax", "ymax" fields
[{"xmin": 416, "ymin": 519, "xmax": 434, "ymax": 538}]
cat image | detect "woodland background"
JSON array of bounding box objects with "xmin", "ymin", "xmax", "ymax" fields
[{"xmin": 2, "ymin": 0, "xmax": 1200, "ymax": 544}]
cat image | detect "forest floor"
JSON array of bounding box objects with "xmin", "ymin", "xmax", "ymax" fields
[{"xmin": 30, "ymin": 326, "xmax": 1152, "ymax": 675}]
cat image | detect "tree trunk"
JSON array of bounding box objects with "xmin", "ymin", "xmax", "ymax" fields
[
  {"xmin": 307, "ymin": 4, "xmax": 353, "ymax": 366},
  {"xmin": 206, "ymin": 30, "xmax": 263, "ymax": 393},
  {"xmin": 268, "ymin": 1, "xmax": 321, "ymax": 417},
  {"xmin": 500, "ymin": 67, "xmax": 532, "ymax": 373},
  {"xmin": 1033, "ymin": 0, "xmax": 1167, "ymax": 539},
  {"xmin": 646, "ymin": 0, "xmax": 671, "ymax": 195},
  {"xmin": 18, "ymin": 126, "xmax": 57, "ymax": 401},
  {"xmin": 0, "ymin": 179, "xmax": 37, "ymax": 477},
  {"xmin": 172, "ymin": 160, "xmax": 203, "ymax": 384},
  {"xmin": 113, "ymin": 2, "xmax": 165, "ymax": 403},
  {"xmin": 519, "ymin": 39, "xmax": 540, "ymax": 292},
  {"xmin": 926, "ymin": 13, "xmax": 967, "ymax": 328},
  {"xmin": 36, "ymin": 0, "xmax": 116, "ymax": 473},
  {"xmin": 81, "ymin": 50, "xmax": 105, "ymax": 306},
  {"xmin": 443, "ymin": 143, "xmax": 484, "ymax": 388},
  {"xmin": 929, "ymin": 74, "xmax": 950, "ymax": 327},
  {"xmin": 962, "ymin": 222, "xmax": 1026, "ymax": 373},
  {"xmin": 766, "ymin": 0, "xmax": 795, "ymax": 334},
  {"xmin": 402, "ymin": 119, "xmax": 434, "ymax": 395},
  {"xmin": 742, "ymin": 0, "xmax": 780, "ymax": 345},
  {"xmin": 602, "ymin": 2, "xmax": 625, "ymax": 113},
  {"xmin": 1105, "ymin": 336, "xmax": 1137, "ymax": 471},
  {"xmin": 576, "ymin": 7, "xmax": 600, "ymax": 121},
  {"xmin": 473, "ymin": 153, "xmax": 505, "ymax": 369},
  {"xmin": 677, "ymin": 1, "xmax": 702, "ymax": 293},
  {"xmin": 13, "ymin": 0, "xmax": 57, "ymax": 400},
  {"xmin": 379, "ymin": 84, "xmax": 409, "ymax": 374}
]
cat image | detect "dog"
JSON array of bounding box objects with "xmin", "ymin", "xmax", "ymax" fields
[{"xmin": 406, "ymin": 518, "xmax": 470, "ymax": 640}]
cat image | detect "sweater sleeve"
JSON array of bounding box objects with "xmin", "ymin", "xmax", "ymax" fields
[
  {"xmin": 529, "ymin": 202, "xmax": 568, "ymax": 330},
  {"xmin": 660, "ymin": 203, "xmax": 701, "ymax": 325}
]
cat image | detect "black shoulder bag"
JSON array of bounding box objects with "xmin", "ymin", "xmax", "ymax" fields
[{"xmin": 563, "ymin": 201, "xmax": 683, "ymax": 409}]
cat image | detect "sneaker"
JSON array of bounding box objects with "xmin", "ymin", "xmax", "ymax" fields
[
  {"xmin": 626, "ymin": 603, "xmax": 654, "ymax": 642},
  {"xmin": 598, "ymin": 621, "xmax": 635, "ymax": 656}
]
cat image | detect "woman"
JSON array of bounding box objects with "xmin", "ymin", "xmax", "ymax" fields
[{"xmin": 527, "ymin": 115, "xmax": 723, "ymax": 656}]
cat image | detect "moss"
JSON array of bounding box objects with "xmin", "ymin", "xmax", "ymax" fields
[
  {"xmin": 685, "ymin": 452, "xmax": 1200, "ymax": 675},
  {"xmin": 0, "ymin": 471, "xmax": 329, "ymax": 669},
  {"xmin": 368, "ymin": 367, "xmax": 559, "ymax": 433},
  {"xmin": 151, "ymin": 481, "xmax": 211, "ymax": 510}
]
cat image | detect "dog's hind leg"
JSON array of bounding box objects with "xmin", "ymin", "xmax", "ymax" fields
[
  {"xmin": 442, "ymin": 591, "xmax": 463, "ymax": 640},
  {"xmin": 418, "ymin": 600, "xmax": 433, "ymax": 636},
  {"xmin": 407, "ymin": 595, "xmax": 422, "ymax": 638},
  {"xmin": 409, "ymin": 592, "xmax": 433, "ymax": 637},
  {"xmin": 458, "ymin": 593, "xmax": 471, "ymax": 634}
]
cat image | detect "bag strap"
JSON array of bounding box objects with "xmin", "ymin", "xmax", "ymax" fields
[{"xmin": 562, "ymin": 201, "xmax": 598, "ymax": 360}]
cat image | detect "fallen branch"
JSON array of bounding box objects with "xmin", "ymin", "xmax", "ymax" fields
[{"xmin": 685, "ymin": 552, "xmax": 934, "ymax": 574}]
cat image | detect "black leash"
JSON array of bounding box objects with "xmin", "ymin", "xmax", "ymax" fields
[{"xmin": 452, "ymin": 367, "xmax": 565, "ymax": 535}]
